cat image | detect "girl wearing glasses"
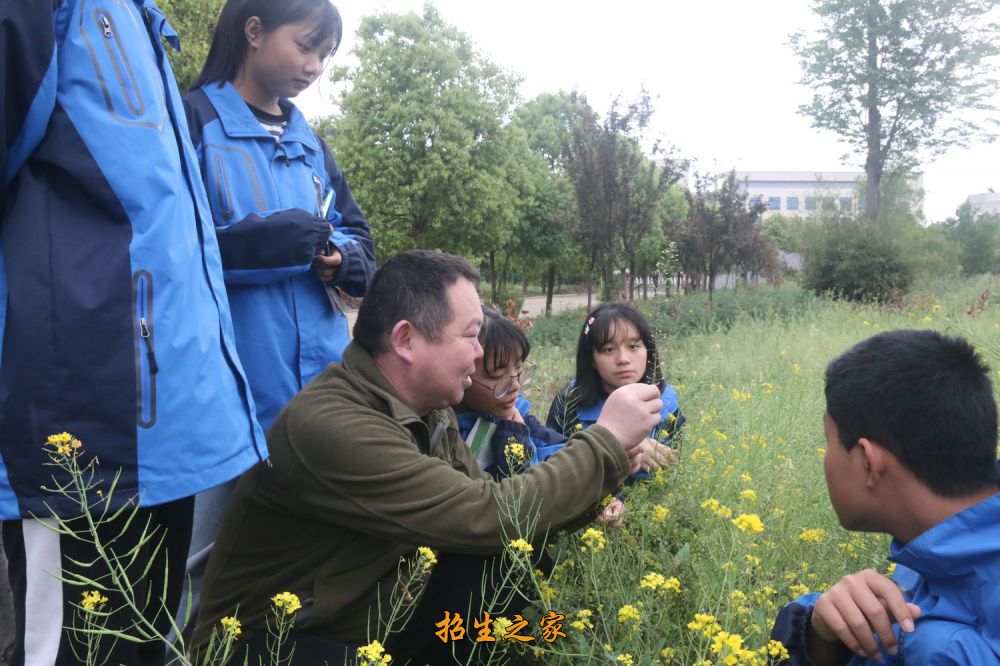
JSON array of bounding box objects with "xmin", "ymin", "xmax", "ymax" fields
[
  {"xmin": 546, "ymin": 302, "xmax": 685, "ymax": 477},
  {"xmin": 456, "ymin": 307, "xmax": 563, "ymax": 479}
]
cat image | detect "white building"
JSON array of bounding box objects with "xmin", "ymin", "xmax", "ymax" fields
[
  {"xmin": 966, "ymin": 191, "xmax": 1000, "ymax": 215},
  {"xmin": 732, "ymin": 170, "xmax": 925, "ymax": 220},
  {"xmin": 733, "ymin": 170, "xmax": 865, "ymax": 219}
]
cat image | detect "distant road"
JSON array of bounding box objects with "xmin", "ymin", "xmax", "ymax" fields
[{"xmin": 346, "ymin": 293, "xmax": 597, "ymax": 330}]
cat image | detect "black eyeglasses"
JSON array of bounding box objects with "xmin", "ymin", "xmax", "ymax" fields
[{"xmin": 470, "ymin": 363, "xmax": 537, "ymax": 399}]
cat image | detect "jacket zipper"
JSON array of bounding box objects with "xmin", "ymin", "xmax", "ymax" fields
[
  {"xmin": 96, "ymin": 11, "xmax": 144, "ymax": 116},
  {"xmin": 134, "ymin": 271, "xmax": 158, "ymax": 428}
]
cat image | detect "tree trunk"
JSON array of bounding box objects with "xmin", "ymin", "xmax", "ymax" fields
[
  {"xmin": 545, "ymin": 263, "xmax": 556, "ymax": 317},
  {"xmin": 864, "ymin": 1, "xmax": 882, "ymax": 224},
  {"xmin": 489, "ymin": 251, "xmax": 498, "ymax": 306}
]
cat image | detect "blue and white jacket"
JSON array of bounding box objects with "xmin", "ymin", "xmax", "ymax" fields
[
  {"xmin": 183, "ymin": 82, "xmax": 375, "ymax": 430},
  {"xmin": 546, "ymin": 380, "xmax": 685, "ymax": 480},
  {"xmin": 0, "ymin": 0, "xmax": 266, "ymax": 519},
  {"xmin": 770, "ymin": 490, "xmax": 1000, "ymax": 664},
  {"xmin": 456, "ymin": 396, "xmax": 565, "ymax": 479}
]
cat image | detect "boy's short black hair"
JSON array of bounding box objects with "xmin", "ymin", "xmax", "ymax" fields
[
  {"xmin": 574, "ymin": 301, "xmax": 663, "ymax": 408},
  {"xmin": 479, "ymin": 307, "xmax": 530, "ymax": 373},
  {"xmin": 353, "ymin": 250, "xmax": 480, "ymax": 356},
  {"xmin": 825, "ymin": 329, "xmax": 998, "ymax": 497}
]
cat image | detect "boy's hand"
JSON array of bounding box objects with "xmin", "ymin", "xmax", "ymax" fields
[
  {"xmin": 808, "ymin": 569, "xmax": 920, "ymax": 662},
  {"xmin": 595, "ymin": 383, "xmax": 663, "ymax": 459}
]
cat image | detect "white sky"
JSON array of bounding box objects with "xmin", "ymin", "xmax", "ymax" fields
[{"xmin": 297, "ymin": 0, "xmax": 1000, "ymax": 223}]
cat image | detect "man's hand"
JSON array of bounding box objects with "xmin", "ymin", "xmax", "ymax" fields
[
  {"xmin": 594, "ymin": 383, "xmax": 663, "ymax": 461},
  {"xmin": 808, "ymin": 569, "xmax": 920, "ymax": 664},
  {"xmin": 313, "ymin": 246, "xmax": 342, "ymax": 282}
]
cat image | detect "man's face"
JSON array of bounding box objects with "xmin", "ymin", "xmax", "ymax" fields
[{"xmin": 411, "ymin": 279, "xmax": 484, "ymax": 411}]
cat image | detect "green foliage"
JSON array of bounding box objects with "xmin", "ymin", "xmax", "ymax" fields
[
  {"xmin": 792, "ymin": 0, "xmax": 1000, "ymax": 222},
  {"xmin": 801, "ymin": 216, "xmax": 914, "ymax": 302},
  {"xmin": 762, "ymin": 214, "xmax": 811, "ymax": 254},
  {"xmin": 670, "ymin": 171, "xmax": 779, "ymax": 296},
  {"xmin": 944, "ymin": 202, "xmax": 1000, "ymax": 275},
  {"xmin": 322, "ymin": 6, "xmax": 524, "ymax": 259},
  {"xmin": 520, "ymin": 275, "xmax": 1000, "ymax": 665},
  {"xmin": 157, "ymin": 0, "xmax": 224, "ymax": 93}
]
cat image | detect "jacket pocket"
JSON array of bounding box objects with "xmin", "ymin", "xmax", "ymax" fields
[
  {"xmin": 213, "ymin": 155, "xmax": 235, "ymax": 221},
  {"xmin": 81, "ymin": 2, "xmax": 163, "ymax": 128},
  {"xmin": 133, "ymin": 271, "xmax": 158, "ymax": 428}
]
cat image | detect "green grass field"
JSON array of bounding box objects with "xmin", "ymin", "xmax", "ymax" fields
[{"xmin": 507, "ymin": 275, "xmax": 1000, "ymax": 665}]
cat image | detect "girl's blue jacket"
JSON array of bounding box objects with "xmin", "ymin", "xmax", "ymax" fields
[
  {"xmin": 546, "ymin": 380, "xmax": 685, "ymax": 481},
  {"xmin": 456, "ymin": 396, "xmax": 565, "ymax": 479},
  {"xmin": 0, "ymin": 0, "xmax": 266, "ymax": 519},
  {"xmin": 183, "ymin": 82, "xmax": 375, "ymax": 430}
]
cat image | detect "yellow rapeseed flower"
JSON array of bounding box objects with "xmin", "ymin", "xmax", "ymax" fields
[
  {"xmin": 739, "ymin": 489, "xmax": 756, "ymax": 503},
  {"xmin": 492, "ymin": 616, "xmax": 513, "ymax": 638},
  {"xmin": 356, "ymin": 640, "xmax": 392, "ymax": 665},
  {"xmin": 416, "ymin": 546, "xmax": 437, "ymax": 572},
  {"xmin": 47, "ymin": 432, "xmax": 83, "ymax": 456},
  {"xmin": 651, "ymin": 504, "xmax": 669, "ymax": 522},
  {"xmin": 271, "ymin": 591, "xmax": 302, "ymax": 615},
  {"xmin": 504, "ymin": 441, "xmax": 526, "ymax": 462},
  {"xmin": 687, "ymin": 613, "xmax": 722, "ymax": 638},
  {"xmin": 509, "ymin": 538, "xmax": 533, "ymax": 554},
  {"xmin": 580, "ymin": 527, "xmax": 606, "ymax": 553},
  {"xmin": 741, "ymin": 472, "xmax": 753, "ymax": 483},
  {"xmin": 798, "ymin": 528, "xmax": 828, "ymax": 543},
  {"xmin": 617, "ymin": 604, "xmax": 641, "ymax": 624},
  {"xmin": 731, "ymin": 513, "xmax": 764, "ymax": 534},
  {"xmin": 760, "ymin": 639, "xmax": 790, "ymax": 660},
  {"xmin": 80, "ymin": 590, "xmax": 108, "ymax": 612},
  {"xmin": 219, "ymin": 616, "xmax": 242, "ymax": 638},
  {"xmin": 640, "ymin": 572, "xmax": 666, "ymax": 591},
  {"xmin": 616, "ymin": 653, "xmax": 635, "ymax": 665}
]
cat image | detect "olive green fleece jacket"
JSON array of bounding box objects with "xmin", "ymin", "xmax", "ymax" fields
[{"xmin": 192, "ymin": 341, "xmax": 630, "ymax": 650}]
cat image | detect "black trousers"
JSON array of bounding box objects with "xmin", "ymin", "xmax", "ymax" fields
[{"xmin": 2, "ymin": 496, "xmax": 194, "ymax": 666}]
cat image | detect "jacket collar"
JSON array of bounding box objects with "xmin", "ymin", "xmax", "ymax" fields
[
  {"xmin": 889, "ymin": 491, "xmax": 1000, "ymax": 579},
  {"xmin": 201, "ymin": 81, "xmax": 320, "ymax": 152},
  {"xmin": 341, "ymin": 342, "xmax": 451, "ymax": 451}
]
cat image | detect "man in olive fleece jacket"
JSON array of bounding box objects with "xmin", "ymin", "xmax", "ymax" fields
[{"xmin": 191, "ymin": 251, "xmax": 662, "ymax": 662}]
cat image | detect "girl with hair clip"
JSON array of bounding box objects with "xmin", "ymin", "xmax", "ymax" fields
[
  {"xmin": 457, "ymin": 307, "xmax": 626, "ymax": 523},
  {"xmin": 547, "ymin": 301, "xmax": 685, "ymax": 479}
]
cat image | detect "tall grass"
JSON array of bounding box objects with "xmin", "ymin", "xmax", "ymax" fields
[{"xmin": 517, "ymin": 275, "xmax": 999, "ymax": 664}]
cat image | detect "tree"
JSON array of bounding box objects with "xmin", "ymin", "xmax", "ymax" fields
[
  {"xmin": 671, "ymin": 171, "xmax": 776, "ymax": 301},
  {"xmin": 944, "ymin": 202, "xmax": 1000, "ymax": 274},
  {"xmin": 157, "ymin": 0, "xmax": 224, "ymax": 92},
  {"xmin": 562, "ymin": 91, "xmax": 682, "ymax": 304},
  {"xmin": 792, "ymin": 0, "xmax": 1000, "ymax": 222},
  {"xmin": 323, "ymin": 6, "xmax": 523, "ymax": 261}
]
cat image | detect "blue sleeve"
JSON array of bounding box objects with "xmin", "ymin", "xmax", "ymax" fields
[
  {"xmin": 524, "ymin": 413, "xmax": 566, "ymax": 462},
  {"xmin": 2, "ymin": 2, "xmax": 57, "ymax": 193},
  {"xmin": 320, "ymin": 139, "xmax": 375, "ymax": 297},
  {"xmin": 770, "ymin": 593, "xmax": 824, "ymax": 665},
  {"xmin": 215, "ymin": 208, "xmax": 330, "ymax": 285}
]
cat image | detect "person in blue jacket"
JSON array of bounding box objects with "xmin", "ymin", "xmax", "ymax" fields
[
  {"xmin": 547, "ymin": 302, "xmax": 685, "ymax": 478},
  {"xmin": 769, "ymin": 329, "xmax": 1000, "ymax": 665},
  {"xmin": 183, "ymin": 0, "xmax": 375, "ymax": 433},
  {"xmin": 0, "ymin": 2, "xmax": 266, "ymax": 664},
  {"xmin": 455, "ymin": 307, "xmax": 566, "ymax": 479},
  {"xmin": 178, "ymin": 0, "xmax": 376, "ymax": 629}
]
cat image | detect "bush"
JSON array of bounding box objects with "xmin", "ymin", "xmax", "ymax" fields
[{"xmin": 802, "ymin": 218, "xmax": 913, "ymax": 302}]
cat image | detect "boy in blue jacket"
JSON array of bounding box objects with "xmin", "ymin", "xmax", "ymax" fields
[
  {"xmin": 1, "ymin": 2, "xmax": 266, "ymax": 663},
  {"xmin": 770, "ymin": 329, "xmax": 1000, "ymax": 665}
]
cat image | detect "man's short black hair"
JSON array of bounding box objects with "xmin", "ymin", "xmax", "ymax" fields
[
  {"xmin": 353, "ymin": 250, "xmax": 481, "ymax": 355},
  {"xmin": 825, "ymin": 329, "xmax": 997, "ymax": 497}
]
